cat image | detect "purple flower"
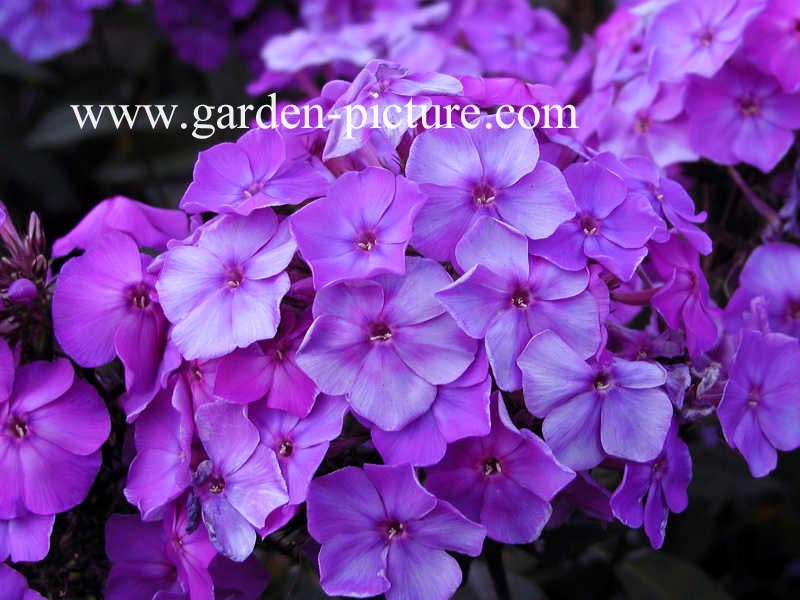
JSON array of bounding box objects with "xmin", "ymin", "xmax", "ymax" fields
[
  {"xmin": 323, "ymin": 59, "xmax": 463, "ymax": 159},
  {"xmin": 518, "ymin": 330, "xmax": 673, "ymax": 470},
  {"xmin": 425, "ymin": 393, "xmax": 574, "ymax": 543},
  {"xmin": 0, "ymin": 563, "xmax": 44, "ymax": 600},
  {"xmin": 437, "ymin": 217, "xmax": 601, "ymax": 391},
  {"xmin": 610, "ymin": 420, "xmax": 692, "ymax": 549},
  {"xmin": 192, "ymin": 401, "xmax": 288, "ymax": 561},
  {"xmin": 52, "ymin": 231, "xmax": 169, "ymax": 420},
  {"xmin": 528, "ymin": 159, "xmax": 661, "ymax": 282},
  {"xmin": 724, "ymin": 242, "xmax": 800, "ymax": 337},
  {"xmin": 215, "ymin": 308, "xmax": 318, "ymax": 416},
  {"xmin": 0, "ymin": 343, "xmax": 109, "ymax": 517},
  {"xmin": 368, "ymin": 348, "xmax": 491, "ymax": 467},
  {"xmin": 51, "ymin": 196, "xmax": 188, "ymax": 259},
  {"xmin": 156, "ymin": 210, "xmax": 295, "ymax": 360},
  {"xmin": 208, "ymin": 554, "xmax": 269, "ymax": 600},
  {"xmin": 180, "ymin": 128, "xmax": 328, "ymax": 216},
  {"xmin": 296, "ymin": 257, "xmax": 478, "ymax": 431},
  {"xmin": 647, "ymin": 0, "xmax": 765, "ymax": 82},
  {"xmin": 406, "ymin": 117, "xmax": 576, "ymax": 263},
  {"xmin": 105, "ymin": 506, "xmax": 217, "ymax": 600},
  {"xmin": 291, "ymin": 167, "xmax": 425, "ymax": 288},
  {"xmin": 0, "ymin": 511, "xmax": 54, "ymax": 563},
  {"xmin": 686, "ymin": 58, "xmax": 800, "ymax": 173},
  {"xmin": 306, "ymin": 463, "xmax": 485, "ymax": 599},
  {"xmin": 744, "ymin": 0, "xmax": 800, "ymax": 93},
  {"xmin": 718, "ymin": 329, "xmax": 800, "ymax": 477}
]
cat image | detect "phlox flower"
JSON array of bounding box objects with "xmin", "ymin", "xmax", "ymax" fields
[
  {"xmin": 425, "ymin": 393, "xmax": 575, "ymax": 543},
  {"xmin": 518, "ymin": 330, "xmax": 673, "ymax": 470},
  {"xmin": 406, "ymin": 116, "xmax": 576, "ymax": 263},
  {"xmin": 296, "ymin": 257, "xmax": 477, "ymax": 431},
  {"xmin": 743, "ymin": 0, "xmax": 800, "ymax": 93},
  {"xmin": 291, "ymin": 167, "xmax": 425, "ymax": 288},
  {"xmin": 610, "ymin": 420, "xmax": 692, "ymax": 549},
  {"xmin": 0, "ymin": 563, "xmax": 44, "ymax": 600},
  {"xmin": 0, "ymin": 511, "xmax": 54, "ymax": 563},
  {"xmin": 306, "ymin": 463, "xmax": 485, "ymax": 600},
  {"xmin": 718, "ymin": 329, "xmax": 800, "ymax": 477},
  {"xmin": 437, "ymin": 217, "xmax": 601, "ymax": 391},
  {"xmin": 156, "ymin": 210, "xmax": 295, "ymax": 360}
]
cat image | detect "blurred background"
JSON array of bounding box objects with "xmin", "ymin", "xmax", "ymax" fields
[{"xmin": 1, "ymin": 1, "xmax": 798, "ymax": 599}]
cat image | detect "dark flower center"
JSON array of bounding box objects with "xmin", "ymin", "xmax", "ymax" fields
[
  {"xmin": 225, "ymin": 265, "xmax": 245, "ymax": 289},
  {"xmin": 129, "ymin": 283, "xmax": 152, "ymax": 309},
  {"xmin": 208, "ymin": 477, "xmax": 225, "ymax": 494},
  {"xmin": 278, "ymin": 440, "xmax": 293, "ymax": 457},
  {"xmin": 511, "ymin": 288, "xmax": 530, "ymax": 309},
  {"xmin": 9, "ymin": 416, "xmax": 28, "ymax": 439},
  {"xmin": 243, "ymin": 180, "xmax": 266, "ymax": 198},
  {"xmin": 473, "ymin": 182, "xmax": 497, "ymax": 206},
  {"xmin": 482, "ymin": 457, "xmax": 502, "ymax": 476},
  {"xmin": 747, "ymin": 386, "xmax": 761, "ymax": 408},
  {"xmin": 356, "ymin": 231, "xmax": 377, "ymax": 251},
  {"xmin": 32, "ymin": 0, "xmax": 49, "ymax": 14},
  {"xmin": 697, "ymin": 27, "xmax": 714, "ymax": 47},
  {"xmin": 369, "ymin": 322, "xmax": 392, "ymax": 342},
  {"xmin": 788, "ymin": 300, "xmax": 800, "ymax": 320},
  {"xmin": 634, "ymin": 114, "xmax": 651, "ymax": 134},
  {"xmin": 191, "ymin": 363, "xmax": 203, "ymax": 380},
  {"xmin": 384, "ymin": 519, "xmax": 405, "ymax": 539},
  {"xmin": 652, "ymin": 456, "xmax": 667, "ymax": 479},
  {"xmin": 794, "ymin": 19, "xmax": 800, "ymax": 35},
  {"xmin": 737, "ymin": 96, "xmax": 760, "ymax": 116},
  {"xmin": 580, "ymin": 214, "xmax": 599, "ymax": 235},
  {"xmin": 594, "ymin": 372, "xmax": 611, "ymax": 392}
]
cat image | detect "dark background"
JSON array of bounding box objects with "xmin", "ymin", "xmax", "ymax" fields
[{"xmin": 1, "ymin": 1, "xmax": 798, "ymax": 599}]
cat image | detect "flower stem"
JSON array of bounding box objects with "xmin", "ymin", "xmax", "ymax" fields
[{"xmin": 727, "ymin": 166, "xmax": 779, "ymax": 226}]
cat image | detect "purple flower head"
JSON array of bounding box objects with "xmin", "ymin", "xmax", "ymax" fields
[
  {"xmin": 744, "ymin": 0, "xmax": 800, "ymax": 93},
  {"xmin": 124, "ymin": 386, "xmax": 194, "ymax": 521},
  {"xmin": 291, "ymin": 167, "xmax": 425, "ymax": 288},
  {"xmin": 306, "ymin": 463, "xmax": 485, "ymax": 599},
  {"xmin": 296, "ymin": 257, "xmax": 478, "ymax": 431},
  {"xmin": 192, "ymin": 401, "xmax": 288, "ymax": 561},
  {"xmin": 180, "ymin": 128, "xmax": 328, "ymax": 216},
  {"xmin": 51, "ymin": 196, "xmax": 188, "ymax": 259},
  {"xmin": 718, "ymin": 329, "xmax": 800, "ymax": 477},
  {"xmin": 649, "ymin": 236, "xmax": 720, "ymax": 356},
  {"xmin": 156, "ymin": 210, "xmax": 295, "ymax": 360},
  {"xmin": 0, "ymin": 563, "xmax": 44, "ymax": 600},
  {"xmin": 262, "ymin": 27, "xmax": 375, "ymax": 74},
  {"xmin": 686, "ymin": 58, "xmax": 800, "ymax": 173},
  {"xmin": 591, "ymin": 6, "xmax": 648, "ymax": 89},
  {"xmin": 437, "ymin": 217, "xmax": 601, "ymax": 391},
  {"xmin": 647, "ymin": 0, "xmax": 765, "ymax": 82},
  {"xmin": 0, "ymin": 343, "xmax": 109, "ymax": 517},
  {"xmin": 528, "ymin": 159, "xmax": 662, "ymax": 282},
  {"xmin": 518, "ymin": 330, "xmax": 673, "ymax": 470},
  {"xmin": 215, "ymin": 308, "xmax": 318, "ymax": 417},
  {"xmin": 724, "ymin": 242, "xmax": 800, "ymax": 337},
  {"xmin": 208, "ymin": 554, "xmax": 269, "ymax": 600},
  {"xmin": 610, "ymin": 420, "xmax": 692, "ymax": 549},
  {"xmin": 406, "ymin": 117, "xmax": 576, "ymax": 264},
  {"xmin": 105, "ymin": 505, "xmax": 217, "ymax": 600},
  {"xmin": 52, "ymin": 232, "xmax": 169, "ymax": 420},
  {"xmin": 0, "ymin": 511, "xmax": 54, "ymax": 563},
  {"xmin": 250, "ymin": 394, "xmax": 347, "ymax": 514},
  {"xmin": 426, "ymin": 393, "xmax": 574, "ymax": 543},
  {"xmin": 548, "ymin": 471, "xmax": 614, "ymax": 528},
  {"xmin": 369, "ymin": 347, "xmax": 491, "ymax": 467},
  {"xmin": 323, "ymin": 59, "xmax": 463, "ymax": 159}
]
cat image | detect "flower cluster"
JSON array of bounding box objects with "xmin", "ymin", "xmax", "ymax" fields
[{"xmin": 1, "ymin": 1, "xmax": 800, "ymax": 599}]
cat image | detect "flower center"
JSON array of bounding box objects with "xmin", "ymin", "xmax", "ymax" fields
[
  {"xmin": 580, "ymin": 214, "xmax": 599, "ymax": 235},
  {"xmin": 208, "ymin": 477, "xmax": 225, "ymax": 494},
  {"xmin": 473, "ymin": 182, "xmax": 497, "ymax": 206},
  {"xmin": 794, "ymin": 19, "xmax": 800, "ymax": 35},
  {"xmin": 594, "ymin": 372, "xmax": 611, "ymax": 392},
  {"xmin": 737, "ymin": 96, "xmax": 760, "ymax": 116},
  {"xmin": 369, "ymin": 322, "xmax": 392, "ymax": 342},
  {"xmin": 8, "ymin": 416, "xmax": 28, "ymax": 439},
  {"xmin": 697, "ymin": 27, "xmax": 714, "ymax": 47},
  {"xmin": 747, "ymin": 386, "xmax": 760, "ymax": 408},
  {"xmin": 243, "ymin": 180, "xmax": 266, "ymax": 198},
  {"xmin": 356, "ymin": 231, "xmax": 377, "ymax": 251},
  {"xmin": 32, "ymin": 0, "xmax": 49, "ymax": 14},
  {"xmin": 129, "ymin": 283, "xmax": 151, "ymax": 309},
  {"xmin": 788, "ymin": 300, "xmax": 800, "ymax": 320},
  {"xmin": 278, "ymin": 440, "xmax": 293, "ymax": 457},
  {"xmin": 384, "ymin": 519, "xmax": 405, "ymax": 539},
  {"xmin": 225, "ymin": 265, "xmax": 245, "ymax": 289},
  {"xmin": 482, "ymin": 457, "xmax": 502, "ymax": 476},
  {"xmin": 652, "ymin": 456, "xmax": 667, "ymax": 479},
  {"xmin": 511, "ymin": 288, "xmax": 530, "ymax": 309},
  {"xmin": 634, "ymin": 114, "xmax": 651, "ymax": 134},
  {"xmin": 191, "ymin": 364, "xmax": 203, "ymax": 380}
]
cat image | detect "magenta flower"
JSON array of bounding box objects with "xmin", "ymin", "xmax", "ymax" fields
[
  {"xmin": 105, "ymin": 506, "xmax": 217, "ymax": 600},
  {"xmin": 0, "ymin": 511, "xmax": 54, "ymax": 563},
  {"xmin": 518, "ymin": 330, "xmax": 673, "ymax": 470},
  {"xmin": 0, "ymin": 563, "xmax": 44, "ymax": 600},
  {"xmin": 528, "ymin": 159, "xmax": 661, "ymax": 282},
  {"xmin": 437, "ymin": 217, "xmax": 601, "ymax": 391},
  {"xmin": 744, "ymin": 0, "xmax": 800, "ymax": 93},
  {"xmin": 368, "ymin": 348, "xmax": 491, "ymax": 467},
  {"xmin": 306, "ymin": 463, "xmax": 485, "ymax": 599},
  {"xmin": 291, "ymin": 167, "xmax": 425, "ymax": 288},
  {"xmin": 0, "ymin": 344, "xmax": 109, "ymax": 517},
  {"xmin": 647, "ymin": 0, "xmax": 764, "ymax": 82},
  {"xmin": 215, "ymin": 308, "xmax": 317, "ymax": 417},
  {"xmin": 192, "ymin": 401, "xmax": 288, "ymax": 561},
  {"xmin": 686, "ymin": 59, "xmax": 800, "ymax": 173},
  {"xmin": 718, "ymin": 329, "xmax": 800, "ymax": 477},
  {"xmin": 296, "ymin": 257, "xmax": 478, "ymax": 431},
  {"xmin": 425, "ymin": 393, "xmax": 574, "ymax": 543},
  {"xmin": 52, "ymin": 231, "xmax": 169, "ymax": 420},
  {"xmin": 180, "ymin": 128, "xmax": 328, "ymax": 216},
  {"xmin": 51, "ymin": 196, "xmax": 188, "ymax": 259},
  {"xmin": 156, "ymin": 210, "xmax": 295, "ymax": 360},
  {"xmin": 406, "ymin": 116, "xmax": 576, "ymax": 263},
  {"xmin": 610, "ymin": 420, "xmax": 692, "ymax": 550}
]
